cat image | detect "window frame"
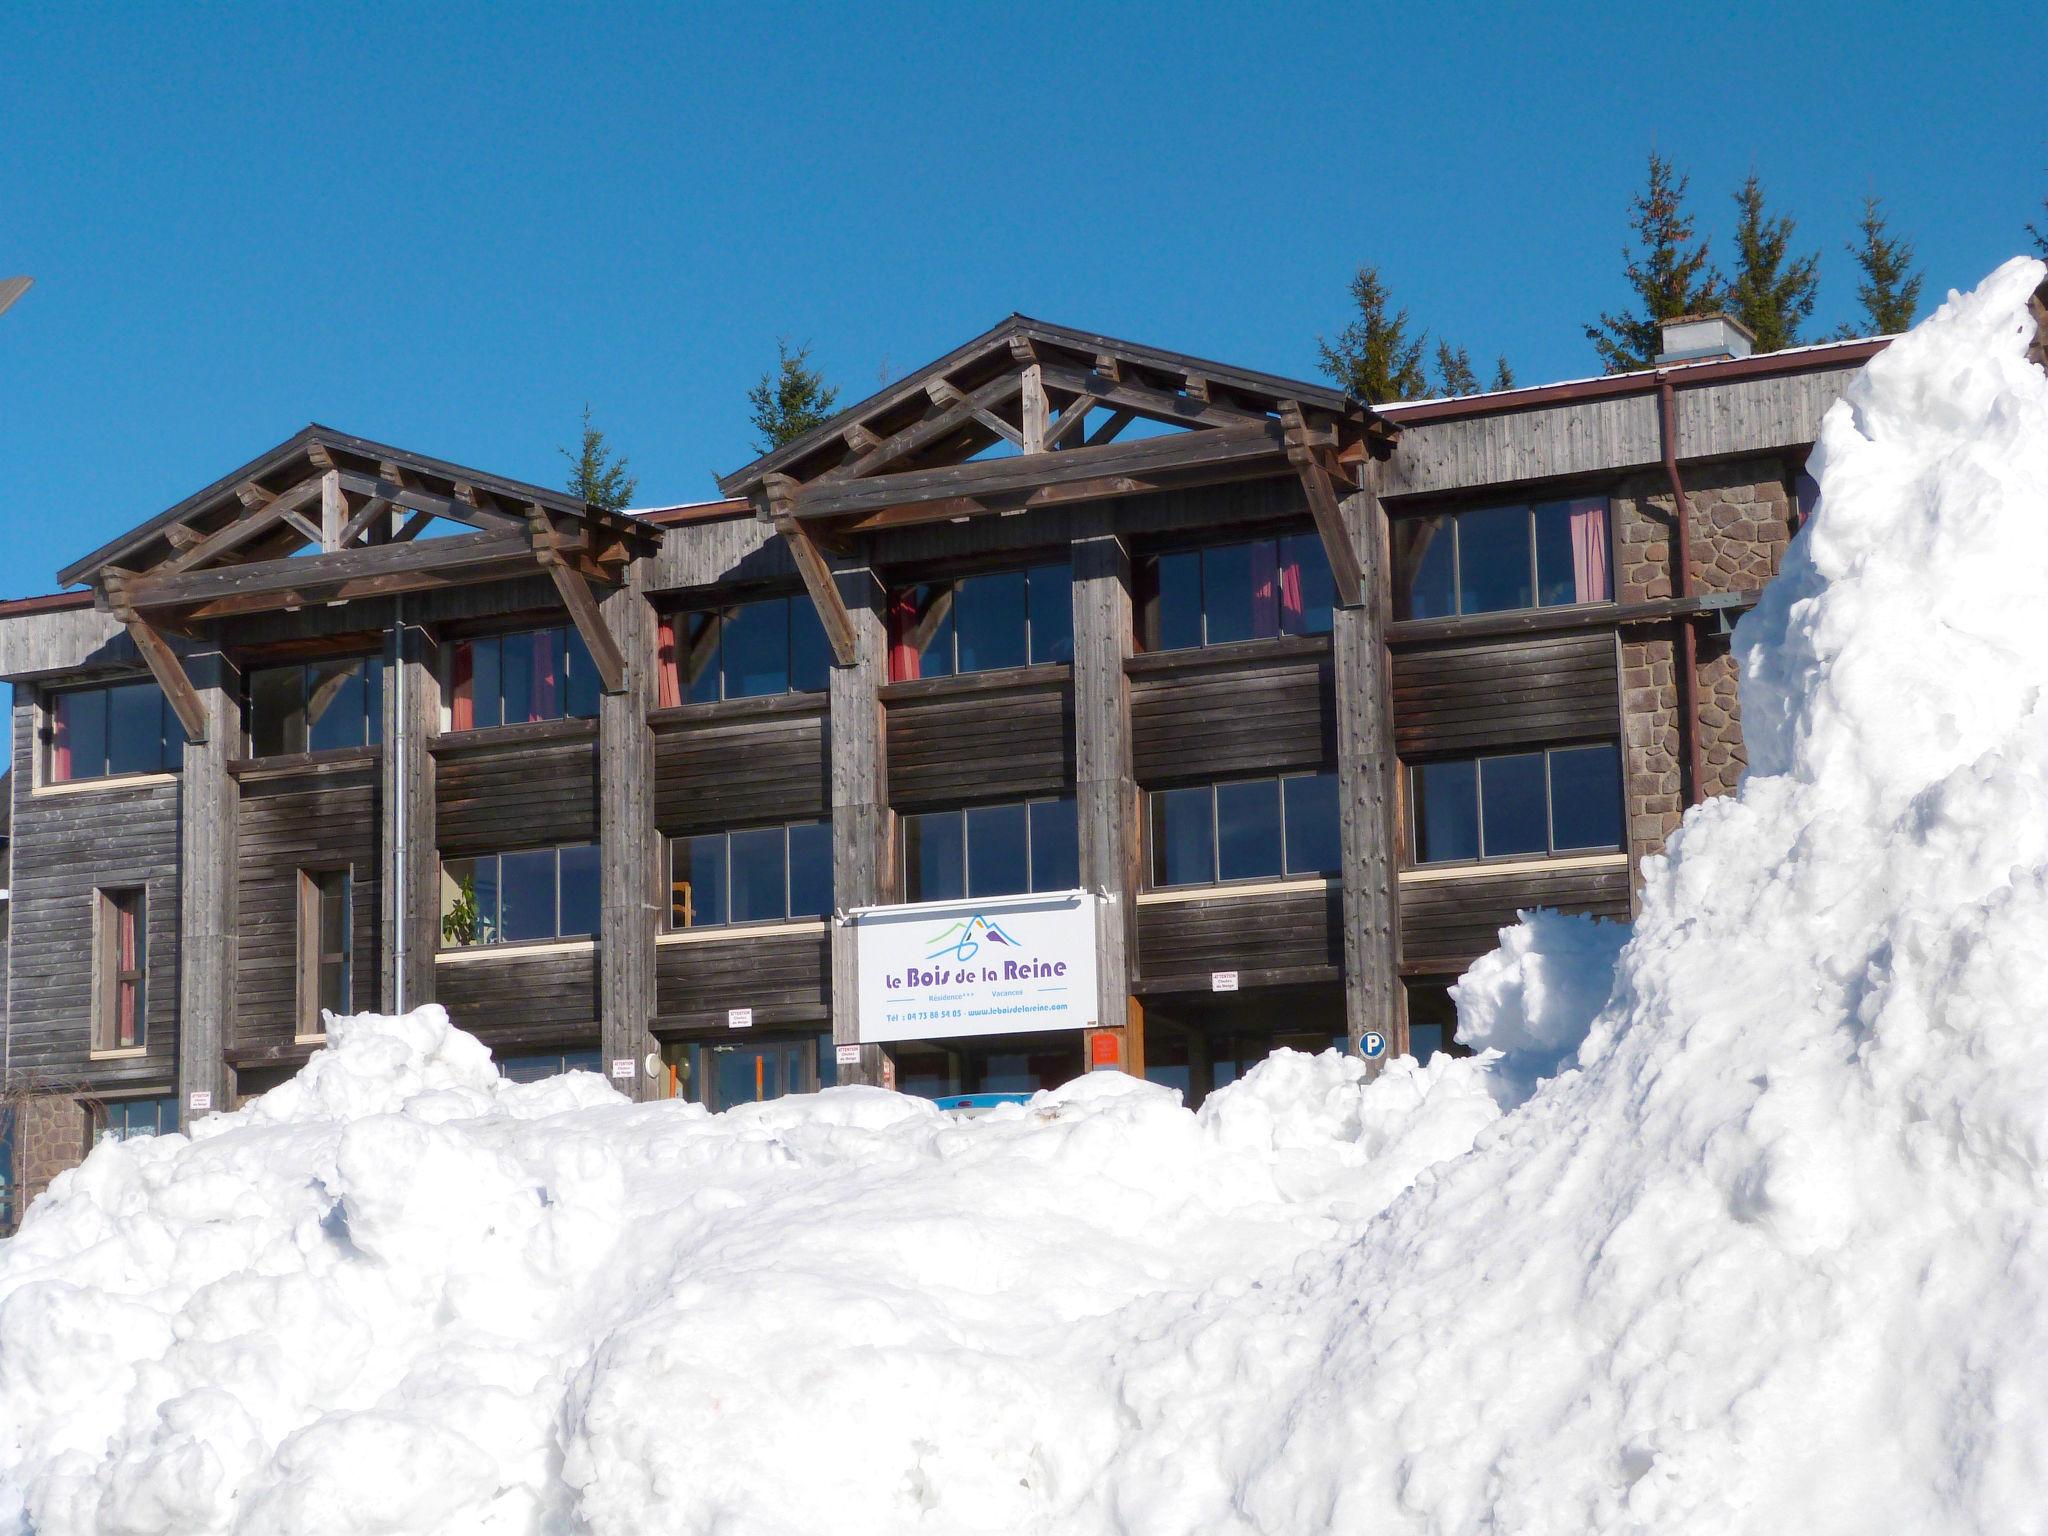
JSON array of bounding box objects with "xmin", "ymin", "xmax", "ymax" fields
[
  {"xmin": 247, "ymin": 654, "xmax": 385, "ymax": 758},
  {"xmin": 92, "ymin": 1094, "xmax": 179, "ymax": 1145},
  {"xmin": 92, "ymin": 886, "xmax": 148, "ymax": 1053},
  {"xmin": 1136, "ymin": 529, "xmax": 1336, "ymax": 653},
  {"xmin": 884, "ymin": 561, "xmax": 1074, "ymax": 683},
  {"xmin": 444, "ymin": 624, "xmax": 601, "ymax": 732},
  {"xmin": 42, "ymin": 680, "xmax": 184, "ymax": 786},
  {"xmin": 659, "ymin": 592, "xmax": 832, "ymax": 706},
  {"xmin": 666, "ymin": 817, "xmax": 834, "ymax": 931},
  {"xmin": 899, "ymin": 794, "xmax": 1080, "ymax": 904},
  {"xmin": 1391, "ymin": 496, "xmax": 1615, "ymax": 623},
  {"xmin": 1405, "ymin": 741, "xmax": 1626, "ymax": 868},
  {"xmin": 437, "ymin": 843, "xmax": 602, "ymax": 949},
  {"xmin": 296, "ymin": 866, "xmax": 353, "ymax": 1038},
  {"xmin": 1145, "ymin": 771, "xmax": 1343, "ymax": 889}
]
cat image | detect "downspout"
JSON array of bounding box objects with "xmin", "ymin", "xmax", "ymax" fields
[
  {"xmin": 1656, "ymin": 374, "xmax": 1704, "ymax": 807},
  {"xmin": 392, "ymin": 594, "xmax": 408, "ymax": 1012}
]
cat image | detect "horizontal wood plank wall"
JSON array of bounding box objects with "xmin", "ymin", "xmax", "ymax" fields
[
  {"xmin": 1134, "ymin": 885, "xmax": 1341, "ymax": 989},
  {"xmin": 434, "ymin": 730, "xmax": 598, "ymax": 855},
  {"xmin": 232, "ymin": 760, "xmax": 381, "ymax": 1061},
  {"xmin": 5, "ymin": 696, "xmax": 181, "ymax": 1091},
  {"xmin": 1393, "ymin": 631, "xmax": 1619, "ymax": 757},
  {"xmin": 1399, "ymin": 863, "xmax": 1631, "ymax": 974},
  {"xmin": 655, "ymin": 928, "xmax": 830, "ymax": 1030},
  {"xmin": 435, "ymin": 950, "xmax": 599, "ymax": 1052},
  {"xmin": 885, "ymin": 675, "xmax": 1074, "ymax": 811},
  {"xmin": 1129, "ymin": 641, "xmax": 1335, "ymax": 786},
  {"xmin": 653, "ymin": 702, "xmax": 828, "ymax": 832}
]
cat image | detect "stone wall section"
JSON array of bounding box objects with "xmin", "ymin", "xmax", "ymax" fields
[{"xmin": 11, "ymin": 1092, "xmax": 87, "ymax": 1220}]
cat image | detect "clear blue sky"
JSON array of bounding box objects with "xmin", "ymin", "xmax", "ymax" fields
[{"xmin": 0, "ymin": 1, "xmax": 2039, "ymax": 599}]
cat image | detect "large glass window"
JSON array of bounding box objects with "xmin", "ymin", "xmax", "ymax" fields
[
  {"xmin": 250, "ymin": 656, "xmax": 383, "ymax": 756},
  {"xmin": 93, "ymin": 1095, "xmax": 178, "ymax": 1145},
  {"xmin": 887, "ymin": 564, "xmax": 1073, "ymax": 682},
  {"xmin": 94, "ymin": 887, "xmax": 147, "ymax": 1050},
  {"xmin": 670, "ymin": 819, "xmax": 832, "ymax": 928},
  {"xmin": 1409, "ymin": 743, "xmax": 1624, "ymax": 864},
  {"xmin": 1142, "ymin": 533, "xmax": 1335, "ymax": 651},
  {"xmin": 675, "ymin": 1034, "xmax": 835, "ymax": 1111},
  {"xmin": 902, "ymin": 796, "xmax": 1078, "ymax": 902},
  {"xmin": 661, "ymin": 595, "xmax": 831, "ymax": 705},
  {"xmin": 1404, "ymin": 981, "xmax": 1474, "ymax": 1067},
  {"xmin": 48, "ymin": 681, "xmax": 185, "ymax": 782},
  {"xmin": 1394, "ymin": 498, "xmax": 1611, "ymax": 621},
  {"xmin": 1148, "ymin": 772, "xmax": 1341, "ymax": 887},
  {"xmin": 499, "ymin": 1049, "xmax": 602, "ymax": 1084},
  {"xmin": 298, "ymin": 868, "xmax": 352, "ymax": 1034},
  {"xmin": 439, "ymin": 844, "xmax": 600, "ymax": 946},
  {"xmin": 449, "ymin": 626, "xmax": 601, "ymax": 730}
]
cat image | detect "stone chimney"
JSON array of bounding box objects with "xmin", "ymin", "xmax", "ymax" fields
[{"xmin": 1655, "ymin": 313, "xmax": 1757, "ymax": 366}]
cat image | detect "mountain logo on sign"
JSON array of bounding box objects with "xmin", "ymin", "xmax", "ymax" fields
[{"xmin": 926, "ymin": 914, "xmax": 1022, "ymax": 963}]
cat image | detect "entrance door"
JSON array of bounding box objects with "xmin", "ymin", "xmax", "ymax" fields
[{"xmin": 689, "ymin": 1035, "xmax": 831, "ymax": 1112}]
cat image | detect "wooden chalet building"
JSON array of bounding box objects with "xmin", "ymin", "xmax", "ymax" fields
[{"xmin": 0, "ymin": 311, "xmax": 1888, "ymax": 1216}]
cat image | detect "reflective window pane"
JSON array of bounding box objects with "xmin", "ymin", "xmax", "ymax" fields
[
  {"xmin": 1479, "ymin": 753, "xmax": 1548, "ymax": 857},
  {"xmin": 1151, "ymin": 786, "xmax": 1215, "ymax": 886},
  {"xmin": 789, "ymin": 600, "xmax": 831, "ymax": 693},
  {"xmin": 1279, "ymin": 533, "xmax": 1336, "ymax": 637},
  {"xmin": 498, "ymin": 849, "xmax": 558, "ymax": 941},
  {"xmin": 1534, "ymin": 499, "xmax": 1610, "ymax": 607},
  {"xmin": 723, "ymin": 599, "xmax": 790, "ymax": 699},
  {"xmin": 787, "ymin": 820, "xmax": 833, "ymax": 917},
  {"xmin": 1283, "ymin": 772, "xmax": 1342, "ymax": 875},
  {"xmin": 249, "ymin": 667, "xmax": 303, "ymax": 756},
  {"xmin": 1549, "ymin": 745, "xmax": 1624, "ymax": 851},
  {"xmin": 107, "ymin": 682, "xmax": 162, "ymax": 775},
  {"xmin": 468, "ymin": 637, "xmax": 503, "ymax": 729},
  {"xmin": 364, "ymin": 658, "xmax": 384, "ymax": 746},
  {"xmin": 558, "ymin": 843, "xmax": 602, "ymax": 937},
  {"xmin": 54, "ymin": 688, "xmax": 108, "ymax": 780},
  {"xmin": 500, "ymin": 632, "xmax": 535, "ymax": 725},
  {"xmin": 1456, "ymin": 506, "xmax": 1534, "ymax": 615},
  {"xmin": 1151, "ymin": 552, "xmax": 1202, "ymax": 651},
  {"xmin": 684, "ymin": 612, "xmax": 722, "ymax": 704},
  {"xmin": 1029, "ymin": 798, "xmax": 1079, "ymax": 892},
  {"xmin": 1412, "ymin": 760, "xmax": 1479, "ymax": 863},
  {"xmin": 1028, "ymin": 564, "xmax": 1073, "ymax": 664},
  {"xmin": 1216, "ymin": 778, "xmax": 1283, "ymax": 881},
  {"xmin": 305, "ymin": 659, "xmax": 365, "ymax": 752},
  {"xmin": 439, "ymin": 855, "xmax": 497, "ymax": 946},
  {"xmin": 1395, "ymin": 516, "xmax": 1457, "ymax": 620},
  {"xmin": 902, "ymin": 584, "xmax": 955, "ymax": 680},
  {"xmin": 675, "ymin": 834, "xmax": 727, "ymax": 927},
  {"xmin": 1201, "ymin": 541, "xmax": 1257, "ymax": 645},
  {"xmin": 729, "ymin": 827, "xmax": 788, "ymax": 923},
  {"xmin": 565, "ymin": 628, "xmax": 601, "ymax": 719},
  {"xmin": 955, "ymin": 571, "xmax": 1028, "ymax": 674},
  {"xmin": 966, "ymin": 802, "xmax": 1030, "ymax": 897},
  {"xmin": 905, "ymin": 811, "xmax": 964, "ymax": 902}
]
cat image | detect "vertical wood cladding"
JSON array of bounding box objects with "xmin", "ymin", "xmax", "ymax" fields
[
  {"xmin": 655, "ymin": 928, "xmax": 830, "ymax": 1028},
  {"xmin": 653, "ymin": 701, "xmax": 828, "ymax": 832},
  {"xmin": 434, "ymin": 951, "xmax": 599, "ymax": 1051},
  {"xmin": 884, "ymin": 672, "xmax": 1074, "ymax": 810},
  {"xmin": 433, "ymin": 728, "xmax": 598, "ymax": 855},
  {"xmin": 1398, "ymin": 863, "xmax": 1632, "ymax": 974},
  {"xmin": 232, "ymin": 757, "xmax": 381, "ymax": 1058},
  {"xmin": 1392, "ymin": 631, "xmax": 1620, "ymax": 757},
  {"xmin": 5, "ymin": 697, "xmax": 180, "ymax": 1089},
  {"xmin": 1134, "ymin": 885, "xmax": 1342, "ymax": 987},
  {"xmin": 1128, "ymin": 640, "xmax": 1335, "ymax": 786}
]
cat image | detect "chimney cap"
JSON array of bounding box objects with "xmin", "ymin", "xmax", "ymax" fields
[{"xmin": 1656, "ymin": 312, "xmax": 1757, "ymax": 365}]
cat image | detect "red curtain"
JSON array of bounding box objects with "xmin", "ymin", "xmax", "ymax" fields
[
  {"xmin": 1277, "ymin": 543, "xmax": 1306, "ymax": 633},
  {"xmin": 51, "ymin": 693, "xmax": 73, "ymax": 781},
  {"xmin": 531, "ymin": 630, "xmax": 559, "ymax": 720},
  {"xmin": 451, "ymin": 643, "xmax": 475, "ymax": 731},
  {"xmin": 116, "ymin": 901, "xmax": 139, "ymax": 1047},
  {"xmin": 1250, "ymin": 542, "xmax": 1281, "ymax": 638},
  {"xmin": 887, "ymin": 591, "xmax": 922, "ymax": 682},
  {"xmin": 1569, "ymin": 500, "xmax": 1610, "ymax": 603},
  {"xmin": 656, "ymin": 615, "xmax": 681, "ymax": 708}
]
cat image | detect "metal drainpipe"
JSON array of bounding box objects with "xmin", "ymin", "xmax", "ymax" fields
[
  {"xmin": 1657, "ymin": 374, "xmax": 1704, "ymax": 807},
  {"xmin": 392, "ymin": 594, "xmax": 408, "ymax": 1012}
]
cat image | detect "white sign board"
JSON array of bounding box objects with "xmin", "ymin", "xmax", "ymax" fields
[
  {"xmin": 1211, "ymin": 970, "xmax": 1239, "ymax": 993},
  {"xmin": 727, "ymin": 1008, "xmax": 753, "ymax": 1029},
  {"xmin": 835, "ymin": 1043, "xmax": 862, "ymax": 1067},
  {"xmin": 187, "ymin": 1091, "xmax": 213, "ymax": 1113},
  {"xmin": 609, "ymin": 1058, "xmax": 636, "ymax": 1081},
  {"xmin": 854, "ymin": 889, "xmax": 1099, "ymax": 1044}
]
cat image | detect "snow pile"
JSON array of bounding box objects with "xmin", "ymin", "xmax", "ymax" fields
[{"xmin": 3, "ymin": 256, "xmax": 2047, "ymax": 1533}]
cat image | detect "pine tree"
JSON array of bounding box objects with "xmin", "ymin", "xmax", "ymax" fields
[
  {"xmin": 2027, "ymin": 183, "xmax": 2047, "ymax": 256},
  {"xmin": 1317, "ymin": 266, "xmax": 1429, "ymax": 403},
  {"xmin": 1491, "ymin": 357, "xmax": 1517, "ymax": 391},
  {"xmin": 1434, "ymin": 341, "xmax": 1479, "ymax": 397},
  {"xmin": 747, "ymin": 339, "xmax": 840, "ymax": 454},
  {"xmin": 1844, "ymin": 194, "xmax": 1923, "ymax": 336},
  {"xmin": 560, "ymin": 405, "xmax": 637, "ymax": 512},
  {"xmin": 1726, "ymin": 172, "xmax": 1819, "ymax": 352},
  {"xmin": 1585, "ymin": 153, "xmax": 1722, "ymax": 374}
]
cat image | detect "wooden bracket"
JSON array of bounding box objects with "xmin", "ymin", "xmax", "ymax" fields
[
  {"xmin": 100, "ymin": 568, "xmax": 211, "ymax": 743},
  {"xmin": 1280, "ymin": 401, "xmax": 1366, "ymax": 609},
  {"xmin": 765, "ymin": 475, "xmax": 859, "ymax": 667},
  {"xmin": 527, "ymin": 505, "xmax": 628, "ymax": 693}
]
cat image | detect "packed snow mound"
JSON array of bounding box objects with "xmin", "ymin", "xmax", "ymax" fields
[{"xmin": 4, "ymin": 256, "xmax": 2047, "ymax": 1534}]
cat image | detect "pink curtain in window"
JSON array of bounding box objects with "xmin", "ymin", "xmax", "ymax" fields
[
  {"xmin": 116, "ymin": 903, "xmax": 139, "ymax": 1047},
  {"xmin": 1249, "ymin": 542, "xmax": 1281, "ymax": 638},
  {"xmin": 531, "ymin": 630, "xmax": 559, "ymax": 720},
  {"xmin": 656, "ymin": 616, "xmax": 681, "ymax": 709},
  {"xmin": 51, "ymin": 694, "xmax": 72, "ymax": 781},
  {"xmin": 1277, "ymin": 544, "xmax": 1305, "ymax": 633},
  {"xmin": 887, "ymin": 592, "xmax": 921, "ymax": 682},
  {"xmin": 450, "ymin": 644, "xmax": 475, "ymax": 731},
  {"xmin": 1569, "ymin": 500, "xmax": 1610, "ymax": 603}
]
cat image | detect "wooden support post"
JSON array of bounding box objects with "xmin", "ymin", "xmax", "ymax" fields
[
  {"xmin": 176, "ymin": 647, "xmax": 238, "ymax": 1119},
  {"xmin": 1333, "ymin": 461, "xmax": 1404, "ymax": 1070},
  {"xmin": 101, "ymin": 571, "xmax": 210, "ymax": 742},
  {"xmin": 529, "ymin": 506, "xmax": 628, "ymax": 693},
  {"xmin": 766, "ymin": 475, "xmax": 859, "ymax": 667},
  {"xmin": 320, "ymin": 470, "xmax": 345, "ymax": 550},
  {"xmin": 1020, "ymin": 363, "xmax": 1049, "ymax": 453},
  {"xmin": 1281, "ymin": 402, "xmax": 1367, "ymax": 609},
  {"xmin": 828, "ymin": 562, "xmax": 891, "ymax": 1087},
  {"xmin": 1071, "ymin": 517, "xmax": 1141, "ymax": 1061},
  {"xmin": 599, "ymin": 565, "xmax": 660, "ymax": 1098},
  {"xmin": 380, "ymin": 610, "xmax": 439, "ymax": 1012}
]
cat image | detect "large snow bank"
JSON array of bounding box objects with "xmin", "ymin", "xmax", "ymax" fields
[{"xmin": 3, "ymin": 256, "xmax": 2046, "ymax": 1533}]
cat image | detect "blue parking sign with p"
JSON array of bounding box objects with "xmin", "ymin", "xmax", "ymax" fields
[{"xmin": 1361, "ymin": 1031, "xmax": 1387, "ymax": 1059}]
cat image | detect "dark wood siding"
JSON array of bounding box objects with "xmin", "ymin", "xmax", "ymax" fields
[
  {"xmin": 655, "ymin": 927, "xmax": 830, "ymax": 1029},
  {"xmin": 1130, "ymin": 640, "xmax": 1334, "ymax": 786},
  {"xmin": 5, "ymin": 697, "xmax": 180, "ymax": 1090},
  {"xmin": 434, "ymin": 727, "xmax": 597, "ymax": 856},
  {"xmin": 654, "ymin": 701, "xmax": 827, "ymax": 833},
  {"xmin": 1399, "ymin": 861, "xmax": 1632, "ymax": 974},
  {"xmin": 885, "ymin": 671, "xmax": 1074, "ymax": 810},
  {"xmin": 232, "ymin": 755, "xmax": 381, "ymax": 1057},
  {"xmin": 1393, "ymin": 631, "xmax": 1619, "ymax": 758},
  {"xmin": 1134, "ymin": 883, "xmax": 1341, "ymax": 989},
  {"xmin": 434, "ymin": 949, "xmax": 600, "ymax": 1052}
]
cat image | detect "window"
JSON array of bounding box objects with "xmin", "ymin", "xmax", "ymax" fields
[
  {"xmin": 1404, "ymin": 981, "xmax": 1473, "ymax": 1067},
  {"xmin": 94, "ymin": 888, "xmax": 146, "ymax": 1051},
  {"xmin": 1409, "ymin": 743, "xmax": 1624, "ymax": 864},
  {"xmin": 250, "ymin": 657, "xmax": 383, "ymax": 756},
  {"xmin": 1148, "ymin": 772, "xmax": 1341, "ymax": 887},
  {"xmin": 902, "ymin": 796, "xmax": 1078, "ymax": 903},
  {"xmin": 676, "ymin": 1034, "xmax": 834, "ymax": 1111},
  {"xmin": 93, "ymin": 1095, "xmax": 178, "ymax": 1145},
  {"xmin": 670, "ymin": 819, "xmax": 832, "ymax": 928},
  {"xmin": 887, "ymin": 564, "xmax": 1073, "ymax": 682},
  {"xmin": 660, "ymin": 595, "xmax": 830, "ymax": 705},
  {"xmin": 298, "ymin": 868, "xmax": 352, "ymax": 1034},
  {"xmin": 449, "ymin": 626, "xmax": 601, "ymax": 730},
  {"xmin": 47, "ymin": 681, "xmax": 185, "ymax": 782},
  {"xmin": 1394, "ymin": 498, "xmax": 1611, "ymax": 621},
  {"xmin": 439, "ymin": 844, "xmax": 600, "ymax": 946},
  {"xmin": 499, "ymin": 1049, "xmax": 602, "ymax": 1083},
  {"xmin": 1141, "ymin": 533, "xmax": 1335, "ymax": 651}
]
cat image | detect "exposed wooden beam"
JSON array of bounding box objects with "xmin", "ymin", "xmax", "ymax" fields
[
  {"xmin": 160, "ymin": 477, "xmax": 326, "ymax": 576},
  {"xmin": 337, "ymin": 495, "xmax": 393, "ymax": 547},
  {"xmin": 279, "ymin": 507, "xmax": 325, "ymax": 547},
  {"xmin": 844, "ymin": 422, "xmax": 883, "ymax": 453},
  {"xmin": 969, "ymin": 406, "xmax": 1024, "ymax": 448},
  {"xmin": 765, "ymin": 475, "xmax": 858, "ymax": 666},
  {"xmin": 1037, "ymin": 361, "xmax": 1271, "ymax": 432},
  {"xmin": 236, "ymin": 481, "xmax": 274, "ymax": 510},
  {"xmin": 1281, "ymin": 401, "xmax": 1365, "ymax": 608},
  {"xmin": 162, "ymin": 523, "xmax": 204, "ymax": 550},
  {"xmin": 320, "ymin": 470, "xmax": 346, "ymax": 550},
  {"xmin": 1086, "ymin": 409, "xmax": 1135, "ymax": 446},
  {"xmin": 1045, "ymin": 392, "xmax": 1098, "ymax": 448},
  {"xmin": 332, "ymin": 470, "xmax": 525, "ymax": 530},
  {"xmin": 527, "ymin": 505, "xmax": 627, "ymax": 693},
  {"xmin": 305, "ymin": 443, "xmax": 335, "ymax": 472},
  {"xmin": 824, "ymin": 372, "xmax": 1027, "ymax": 482},
  {"xmin": 100, "ymin": 568, "xmax": 211, "ymax": 741},
  {"xmin": 391, "ymin": 509, "xmax": 435, "ymax": 543},
  {"xmin": 1021, "ymin": 364, "xmax": 1048, "ymax": 453}
]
